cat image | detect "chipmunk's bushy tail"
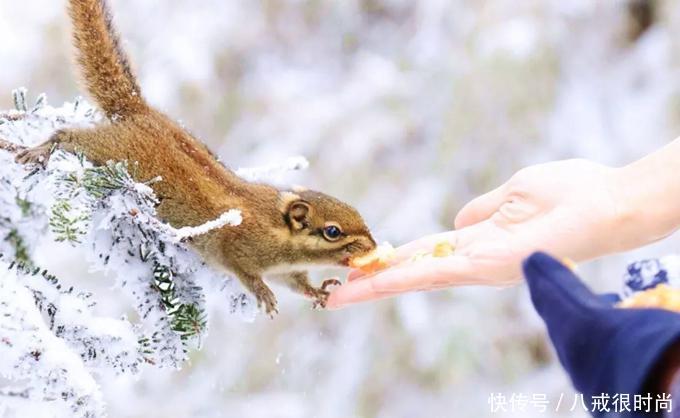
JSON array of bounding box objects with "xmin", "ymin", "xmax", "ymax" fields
[{"xmin": 68, "ymin": 0, "xmax": 148, "ymax": 119}]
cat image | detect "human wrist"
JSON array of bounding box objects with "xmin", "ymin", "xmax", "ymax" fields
[{"xmin": 609, "ymin": 160, "xmax": 680, "ymax": 251}]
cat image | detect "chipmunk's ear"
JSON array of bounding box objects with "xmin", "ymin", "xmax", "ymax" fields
[
  {"xmin": 286, "ymin": 201, "xmax": 312, "ymax": 231},
  {"xmin": 279, "ymin": 192, "xmax": 312, "ymax": 231}
]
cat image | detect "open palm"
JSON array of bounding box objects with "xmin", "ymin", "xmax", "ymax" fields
[{"xmin": 327, "ymin": 159, "xmax": 625, "ymax": 308}]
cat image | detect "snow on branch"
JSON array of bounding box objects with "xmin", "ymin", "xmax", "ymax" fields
[
  {"xmin": 0, "ymin": 263, "xmax": 105, "ymax": 418},
  {"xmin": 160, "ymin": 209, "xmax": 243, "ymax": 243},
  {"xmin": 0, "ymin": 89, "xmax": 304, "ymax": 417}
]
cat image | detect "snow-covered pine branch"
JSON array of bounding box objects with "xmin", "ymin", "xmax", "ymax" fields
[{"xmin": 0, "ymin": 89, "xmax": 308, "ymax": 418}]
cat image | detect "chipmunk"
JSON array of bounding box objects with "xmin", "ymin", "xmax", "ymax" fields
[{"xmin": 14, "ymin": 0, "xmax": 376, "ymax": 316}]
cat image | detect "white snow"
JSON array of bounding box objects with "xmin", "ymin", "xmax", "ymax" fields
[
  {"xmin": 171, "ymin": 209, "xmax": 243, "ymax": 242},
  {"xmin": 2, "ymin": 1, "xmax": 680, "ymax": 418}
]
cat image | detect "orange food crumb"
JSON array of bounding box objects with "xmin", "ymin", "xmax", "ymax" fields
[
  {"xmin": 349, "ymin": 243, "xmax": 396, "ymax": 273},
  {"xmin": 350, "ymin": 240, "xmax": 458, "ymax": 274}
]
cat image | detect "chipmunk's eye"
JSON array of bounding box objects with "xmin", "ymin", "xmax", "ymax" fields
[{"xmin": 323, "ymin": 224, "xmax": 342, "ymax": 241}]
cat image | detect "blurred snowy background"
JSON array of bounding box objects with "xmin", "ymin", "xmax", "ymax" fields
[{"xmin": 2, "ymin": 0, "xmax": 680, "ymax": 417}]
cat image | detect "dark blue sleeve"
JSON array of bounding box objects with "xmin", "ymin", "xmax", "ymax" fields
[{"xmin": 523, "ymin": 252, "xmax": 680, "ymax": 417}]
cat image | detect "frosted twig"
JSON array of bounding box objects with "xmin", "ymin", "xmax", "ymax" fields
[
  {"xmin": 158, "ymin": 209, "xmax": 243, "ymax": 243},
  {"xmin": 0, "ymin": 387, "xmax": 31, "ymax": 399},
  {"xmin": 0, "ymin": 113, "xmax": 26, "ymax": 122},
  {"xmin": 0, "ymin": 138, "xmax": 26, "ymax": 154}
]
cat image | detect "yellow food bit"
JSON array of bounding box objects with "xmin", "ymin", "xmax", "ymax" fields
[
  {"xmin": 408, "ymin": 240, "xmax": 456, "ymax": 262},
  {"xmin": 432, "ymin": 241, "xmax": 455, "ymax": 258},
  {"xmin": 561, "ymin": 257, "xmax": 578, "ymax": 272},
  {"xmin": 617, "ymin": 285, "xmax": 680, "ymax": 313}
]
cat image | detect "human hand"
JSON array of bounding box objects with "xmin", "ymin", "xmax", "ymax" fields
[
  {"xmin": 328, "ymin": 159, "xmax": 634, "ymax": 308},
  {"xmin": 523, "ymin": 252, "xmax": 680, "ymax": 404}
]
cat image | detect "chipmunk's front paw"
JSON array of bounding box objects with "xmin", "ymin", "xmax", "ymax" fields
[
  {"xmin": 310, "ymin": 288, "xmax": 330, "ymax": 309},
  {"xmin": 310, "ymin": 278, "xmax": 342, "ymax": 309},
  {"xmin": 321, "ymin": 278, "xmax": 342, "ymax": 291},
  {"xmin": 15, "ymin": 145, "xmax": 52, "ymax": 167},
  {"xmin": 254, "ymin": 283, "xmax": 279, "ymax": 318}
]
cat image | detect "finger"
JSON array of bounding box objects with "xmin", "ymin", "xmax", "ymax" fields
[
  {"xmin": 346, "ymin": 231, "xmax": 457, "ymax": 282},
  {"xmin": 325, "ymin": 278, "xmax": 399, "ymax": 309},
  {"xmin": 347, "ymin": 269, "xmax": 367, "ymax": 281},
  {"xmin": 369, "ymin": 256, "xmax": 478, "ymax": 291},
  {"xmin": 454, "ymin": 184, "xmax": 507, "ymax": 229},
  {"xmin": 329, "ymin": 256, "xmax": 477, "ymax": 308}
]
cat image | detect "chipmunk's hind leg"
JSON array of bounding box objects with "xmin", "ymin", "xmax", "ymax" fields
[
  {"xmin": 236, "ymin": 270, "xmax": 279, "ymax": 318},
  {"xmin": 15, "ymin": 131, "xmax": 60, "ymax": 167},
  {"xmin": 15, "ymin": 127, "xmax": 108, "ymax": 167},
  {"xmin": 16, "ymin": 129, "xmax": 78, "ymax": 166}
]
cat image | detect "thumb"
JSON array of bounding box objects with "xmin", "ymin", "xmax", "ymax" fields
[{"xmin": 454, "ymin": 184, "xmax": 507, "ymax": 229}]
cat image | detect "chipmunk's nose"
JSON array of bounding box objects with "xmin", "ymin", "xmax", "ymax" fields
[{"xmin": 361, "ymin": 235, "xmax": 377, "ymax": 252}]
